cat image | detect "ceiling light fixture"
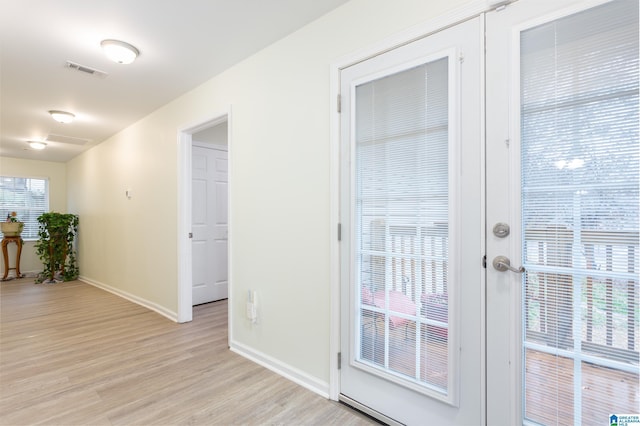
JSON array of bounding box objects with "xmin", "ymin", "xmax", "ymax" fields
[
  {"xmin": 28, "ymin": 141, "xmax": 47, "ymax": 150},
  {"xmin": 49, "ymin": 110, "xmax": 75, "ymax": 124},
  {"xmin": 101, "ymin": 39, "xmax": 139, "ymax": 64}
]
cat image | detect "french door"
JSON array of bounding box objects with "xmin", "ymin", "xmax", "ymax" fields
[
  {"xmin": 486, "ymin": 1, "xmax": 639, "ymax": 425},
  {"xmin": 340, "ymin": 1, "xmax": 638, "ymax": 424},
  {"xmin": 339, "ymin": 16, "xmax": 483, "ymax": 425}
]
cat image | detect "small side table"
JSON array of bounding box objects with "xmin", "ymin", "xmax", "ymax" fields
[{"xmin": 2, "ymin": 236, "xmax": 23, "ymax": 281}]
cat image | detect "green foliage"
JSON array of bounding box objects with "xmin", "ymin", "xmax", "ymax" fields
[{"xmin": 34, "ymin": 212, "xmax": 79, "ymax": 283}]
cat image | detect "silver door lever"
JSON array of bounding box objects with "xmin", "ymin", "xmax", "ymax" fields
[{"xmin": 492, "ymin": 256, "xmax": 525, "ymax": 273}]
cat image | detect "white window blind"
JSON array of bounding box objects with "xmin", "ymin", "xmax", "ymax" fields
[
  {"xmin": 355, "ymin": 57, "xmax": 451, "ymax": 394},
  {"xmin": 0, "ymin": 177, "xmax": 49, "ymax": 240},
  {"xmin": 520, "ymin": 1, "xmax": 639, "ymax": 424}
]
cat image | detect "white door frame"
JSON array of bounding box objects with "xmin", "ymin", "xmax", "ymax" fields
[
  {"xmin": 329, "ymin": 0, "xmax": 502, "ymax": 406},
  {"xmin": 177, "ymin": 108, "xmax": 232, "ymax": 326}
]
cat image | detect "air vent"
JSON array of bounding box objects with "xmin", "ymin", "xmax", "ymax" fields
[
  {"xmin": 65, "ymin": 61, "xmax": 108, "ymax": 79},
  {"xmin": 46, "ymin": 134, "xmax": 91, "ymax": 146}
]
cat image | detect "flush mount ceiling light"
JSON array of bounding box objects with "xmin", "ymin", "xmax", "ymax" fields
[
  {"xmin": 101, "ymin": 39, "xmax": 139, "ymax": 64},
  {"xmin": 48, "ymin": 110, "xmax": 75, "ymax": 124},
  {"xmin": 28, "ymin": 141, "xmax": 47, "ymax": 150}
]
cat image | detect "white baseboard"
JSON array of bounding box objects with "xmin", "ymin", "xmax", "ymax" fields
[
  {"xmin": 80, "ymin": 277, "xmax": 327, "ymax": 399},
  {"xmin": 79, "ymin": 275, "xmax": 178, "ymax": 322},
  {"xmin": 230, "ymin": 340, "xmax": 330, "ymax": 399}
]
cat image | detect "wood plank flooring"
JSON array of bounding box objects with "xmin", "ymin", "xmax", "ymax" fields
[{"xmin": 0, "ymin": 279, "xmax": 375, "ymax": 425}]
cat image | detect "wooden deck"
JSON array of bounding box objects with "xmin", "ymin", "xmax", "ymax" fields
[
  {"xmin": 524, "ymin": 349, "xmax": 639, "ymax": 426},
  {"xmin": 359, "ymin": 317, "xmax": 639, "ymax": 425},
  {"xmin": 360, "ymin": 316, "xmax": 448, "ymax": 391}
]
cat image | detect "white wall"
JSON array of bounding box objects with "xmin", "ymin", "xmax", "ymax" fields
[
  {"xmin": 66, "ymin": 0, "xmax": 469, "ymax": 391},
  {"xmin": 0, "ymin": 157, "xmax": 67, "ymax": 275}
]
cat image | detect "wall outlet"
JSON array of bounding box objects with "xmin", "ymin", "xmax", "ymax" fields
[
  {"xmin": 246, "ymin": 290, "xmax": 258, "ymax": 323},
  {"xmin": 246, "ymin": 302, "xmax": 257, "ymax": 321}
]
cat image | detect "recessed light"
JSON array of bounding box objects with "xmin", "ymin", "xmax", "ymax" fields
[
  {"xmin": 101, "ymin": 39, "xmax": 139, "ymax": 64},
  {"xmin": 28, "ymin": 141, "xmax": 47, "ymax": 150},
  {"xmin": 48, "ymin": 110, "xmax": 75, "ymax": 124}
]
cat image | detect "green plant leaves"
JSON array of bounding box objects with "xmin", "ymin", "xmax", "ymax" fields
[{"xmin": 34, "ymin": 212, "xmax": 79, "ymax": 283}]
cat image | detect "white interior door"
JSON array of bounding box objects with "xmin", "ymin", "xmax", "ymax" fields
[
  {"xmin": 339, "ymin": 17, "xmax": 483, "ymax": 425},
  {"xmin": 192, "ymin": 144, "xmax": 229, "ymax": 305},
  {"xmin": 486, "ymin": 1, "xmax": 639, "ymax": 424}
]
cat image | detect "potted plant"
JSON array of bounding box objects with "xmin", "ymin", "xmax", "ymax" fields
[
  {"xmin": 34, "ymin": 212, "xmax": 79, "ymax": 283},
  {"xmin": 1, "ymin": 211, "xmax": 24, "ymax": 237}
]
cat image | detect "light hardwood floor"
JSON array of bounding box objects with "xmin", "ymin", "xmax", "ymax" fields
[{"xmin": 0, "ymin": 278, "xmax": 376, "ymax": 425}]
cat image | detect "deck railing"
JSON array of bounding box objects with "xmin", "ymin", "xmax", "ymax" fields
[
  {"xmin": 524, "ymin": 227, "xmax": 639, "ymax": 364},
  {"xmin": 362, "ymin": 221, "xmax": 639, "ymax": 364},
  {"xmin": 365, "ymin": 221, "xmax": 448, "ymax": 304}
]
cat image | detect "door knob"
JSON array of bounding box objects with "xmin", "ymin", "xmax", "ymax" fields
[
  {"xmin": 492, "ymin": 255, "xmax": 525, "ymax": 273},
  {"xmin": 492, "ymin": 222, "xmax": 510, "ymax": 238}
]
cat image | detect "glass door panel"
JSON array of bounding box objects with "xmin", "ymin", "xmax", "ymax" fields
[
  {"xmin": 520, "ymin": 2, "xmax": 639, "ymax": 423},
  {"xmin": 355, "ymin": 57, "xmax": 450, "ymax": 395}
]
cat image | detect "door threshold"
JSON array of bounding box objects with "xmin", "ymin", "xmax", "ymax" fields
[{"xmin": 339, "ymin": 394, "xmax": 403, "ymax": 426}]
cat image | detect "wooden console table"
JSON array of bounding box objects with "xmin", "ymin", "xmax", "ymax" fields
[{"xmin": 2, "ymin": 236, "xmax": 23, "ymax": 280}]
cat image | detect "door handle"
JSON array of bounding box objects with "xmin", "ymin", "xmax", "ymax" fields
[{"xmin": 492, "ymin": 255, "xmax": 525, "ymax": 273}]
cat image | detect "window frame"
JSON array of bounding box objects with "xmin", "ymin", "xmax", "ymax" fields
[{"xmin": 0, "ymin": 176, "xmax": 50, "ymax": 241}]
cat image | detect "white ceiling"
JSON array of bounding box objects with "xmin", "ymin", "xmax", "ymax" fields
[{"xmin": 0, "ymin": 0, "xmax": 350, "ymax": 163}]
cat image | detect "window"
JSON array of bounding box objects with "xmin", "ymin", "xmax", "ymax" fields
[{"xmin": 0, "ymin": 177, "xmax": 49, "ymax": 240}]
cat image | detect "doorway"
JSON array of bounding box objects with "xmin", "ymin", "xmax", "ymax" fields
[
  {"xmin": 192, "ymin": 124, "xmax": 228, "ymax": 305},
  {"xmin": 177, "ymin": 111, "xmax": 231, "ymax": 324}
]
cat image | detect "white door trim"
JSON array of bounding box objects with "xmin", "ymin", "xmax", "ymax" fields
[
  {"xmin": 177, "ymin": 108, "xmax": 232, "ymax": 329},
  {"xmin": 192, "ymin": 140, "xmax": 228, "ymax": 151},
  {"xmin": 329, "ymin": 0, "xmax": 500, "ymax": 405}
]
